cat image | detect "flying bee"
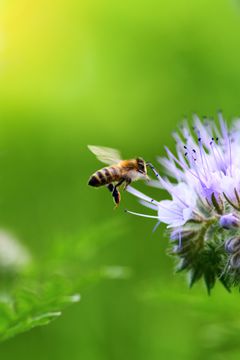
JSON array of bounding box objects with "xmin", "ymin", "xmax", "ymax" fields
[{"xmin": 88, "ymin": 145, "xmax": 149, "ymax": 207}]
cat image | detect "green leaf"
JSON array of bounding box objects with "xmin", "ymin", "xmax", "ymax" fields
[
  {"xmin": 0, "ymin": 219, "xmax": 125, "ymax": 342},
  {"xmin": 0, "ymin": 277, "xmax": 81, "ymax": 342}
]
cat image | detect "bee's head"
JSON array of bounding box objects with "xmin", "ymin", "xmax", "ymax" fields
[{"xmin": 136, "ymin": 157, "xmax": 148, "ymax": 179}]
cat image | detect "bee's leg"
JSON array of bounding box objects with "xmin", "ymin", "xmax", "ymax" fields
[
  {"xmin": 106, "ymin": 184, "xmax": 119, "ymax": 207},
  {"xmin": 114, "ymin": 179, "xmax": 125, "ymax": 190},
  {"xmin": 113, "ymin": 188, "xmax": 121, "ymax": 208},
  {"xmin": 112, "ymin": 179, "xmax": 125, "ymax": 207},
  {"xmin": 106, "ymin": 184, "xmax": 114, "ymax": 192},
  {"xmin": 123, "ymin": 177, "xmax": 131, "ymax": 191}
]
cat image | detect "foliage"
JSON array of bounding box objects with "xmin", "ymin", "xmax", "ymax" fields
[
  {"xmin": 170, "ymin": 220, "xmax": 240, "ymax": 294},
  {"xmin": 0, "ymin": 276, "xmax": 79, "ymax": 342},
  {"xmin": 0, "ymin": 220, "xmax": 125, "ymax": 342}
]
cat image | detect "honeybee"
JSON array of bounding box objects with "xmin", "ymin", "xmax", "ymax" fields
[{"xmin": 88, "ymin": 145, "xmax": 149, "ymax": 206}]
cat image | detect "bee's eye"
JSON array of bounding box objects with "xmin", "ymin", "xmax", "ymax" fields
[{"xmin": 137, "ymin": 158, "xmax": 146, "ymax": 173}]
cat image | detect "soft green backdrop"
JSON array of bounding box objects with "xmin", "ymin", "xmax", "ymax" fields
[{"xmin": 1, "ymin": 0, "xmax": 240, "ymax": 359}]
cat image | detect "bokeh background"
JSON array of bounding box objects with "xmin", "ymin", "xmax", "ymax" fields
[{"xmin": 1, "ymin": 0, "xmax": 240, "ymax": 359}]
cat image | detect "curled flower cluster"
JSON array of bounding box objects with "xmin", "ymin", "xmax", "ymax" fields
[{"xmin": 127, "ymin": 113, "xmax": 240, "ymax": 293}]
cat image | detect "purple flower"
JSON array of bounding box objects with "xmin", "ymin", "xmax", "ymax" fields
[
  {"xmin": 125, "ymin": 113, "xmax": 240, "ymax": 291},
  {"xmin": 225, "ymin": 237, "xmax": 240, "ymax": 253},
  {"xmin": 127, "ymin": 113, "xmax": 240, "ymax": 227},
  {"xmin": 219, "ymin": 213, "xmax": 240, "ymax": 229},
  {"xmin": 127, "ymin": 182, "xmax": 196, "ymax": 228}
]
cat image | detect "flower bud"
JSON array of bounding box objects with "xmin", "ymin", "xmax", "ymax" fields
[
  {"xmin": 225, "ymin": 237, "xmax": 240, "ymax": 253},
  {"xmin": 230, "ymin": 252, "xmax": 240, "ymax": 269},
  {"xmin": 219, "ymin": 213, "xmax": 240, "ymax": 229}
]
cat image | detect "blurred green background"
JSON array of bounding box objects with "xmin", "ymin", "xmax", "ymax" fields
[{"xmin": 1, "ymin": 0, "xmax": 240, "ymax": 358}]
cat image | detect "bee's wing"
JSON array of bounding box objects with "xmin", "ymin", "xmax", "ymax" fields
[{"xmin": 88, "ymin": 145, "xmax": 122, "ymax": 165}]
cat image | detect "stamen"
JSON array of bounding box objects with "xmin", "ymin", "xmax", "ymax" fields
[
  {"xmin": 158, "ymin": 156, "xmax": 184, "ymax": 180},
  {"xmin": 148, "ymin": 163, "xmax": 190, "ymax": 208},
  {"xmin": 127, "ymin": 185, "xmax": 158, "ymax": 206},
  {"xmin": 125, "ymin": 209, "xmax": 159, "ymax": 219},
  {"xmin": 193, "ymin": 115, "xmax": 214, "ymax": 147},
  {"xmin": 210, "ymin": 140, "xmax": 222, "ymax": 173},
  {"xmin": 152, "ymin": 221, "xmax": 161, "ymax": 233},
  {"xmin": 139, "ymin": 200, "xmax": 158, "ymax": 211},
  {"xmin": 164, "ymin": 147, "xmax": 198, "ymax": 179},
  {"xmin": 210, "ymin": 138, "xmax": 225, "ymax": 172},
  {"xmin": 186, "ymin": 147, "xmax": 206, "ymax": 187},
  {"xmin": 196, "ymin": 131, "xmax": 209, "ymax": 178},
  {"xmin": 219, "ymin": 112, "xmax": 232, "ymax": 176}
]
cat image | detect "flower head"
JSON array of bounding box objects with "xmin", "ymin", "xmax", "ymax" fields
[{"xmin": 127, "ymin": 113, "xmax": 240, "ymax": 293}]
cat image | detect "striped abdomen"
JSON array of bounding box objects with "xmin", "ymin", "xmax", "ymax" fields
[{"xmin": 88, "ymin": 166, "xmax": 121, "ymax": 187}]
